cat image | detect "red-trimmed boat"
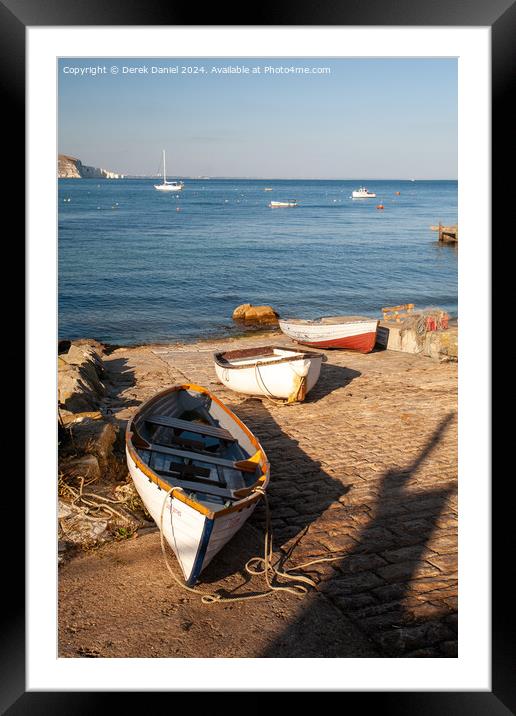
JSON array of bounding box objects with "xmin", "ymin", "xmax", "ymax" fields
[{"xmin": 279, "ymin": 315, "xmax": 379, "ymax": 353}]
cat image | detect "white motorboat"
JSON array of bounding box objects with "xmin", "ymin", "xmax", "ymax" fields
[
  {"xmin": 213, "ymin": 346, "xmax": 325, "ymax": 402},
  {"xmin": 351, "ymin": 187, "xmax": 376, "ymax": 199},
  {"xmin": 269, "ymin": 200, "xmax": 298, "ymax": 208},
  {"xmin": 154, "ymin": 149, "xmax": 184, "ymax": 192}
]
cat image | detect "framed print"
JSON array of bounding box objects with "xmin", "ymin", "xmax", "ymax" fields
[{"xmin": 4, "ymin": 0, "xmax": 511, "ymax": 709}]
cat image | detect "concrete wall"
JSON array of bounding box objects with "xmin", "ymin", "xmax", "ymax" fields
[{"xmin": 377, "ymin": 321, "xmax": 457, "ymax": 362}]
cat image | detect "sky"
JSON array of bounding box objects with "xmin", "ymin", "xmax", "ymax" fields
[{"xmin": 58, "ymin": 57, "xmax": 457, "ymax": 179}]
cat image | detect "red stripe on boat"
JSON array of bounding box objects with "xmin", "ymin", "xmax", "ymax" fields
[{"xmin": 293, "ymin": 331, "xmax": 377, "ymax": 353}]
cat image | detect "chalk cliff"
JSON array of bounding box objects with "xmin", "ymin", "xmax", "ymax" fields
[{"xmin": 58, "ymin": 154, "xmax": 123, "ymax": 179}]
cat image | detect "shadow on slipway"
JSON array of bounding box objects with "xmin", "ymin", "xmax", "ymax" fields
[{"xmin": 257, "ymin": 412, "xmax": 456, "ymax": 658}]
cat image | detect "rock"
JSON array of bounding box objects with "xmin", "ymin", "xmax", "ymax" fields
[
  {"xmin": 60, "ymin": 410, "xmax": 104, "ymax": 426},
  {"xmin": 232, "ymin": 303, "xmax": 252, "ymax": 320},
  {"xmin": 58, "ymin": 363, "xmax": 103, "ymax": 412},
  {"xmin": 232, "ymin": 303, "xmax": 280, "ymax": 325},
  {"xmin": 72, "ymin": 420, "xmax": 118, "ymax": 465},
  {"xmin": 61, "ymin": 454, "xmax": 101, "ymax": 482},
  {"xmin": 61, "ymin": 343, "xmax": 105, "ymax": 378},
  {"xmin": 58, "ymin": 341, "xmax": 106, "ymax": 413}
]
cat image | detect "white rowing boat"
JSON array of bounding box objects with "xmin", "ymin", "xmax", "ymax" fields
[
  {"xmin": 213, "ymin": 346, "xmax": 325, "ymax": 402},
  {"xmin": 279, "ymin": 315, "xmax": 380, "ymax": 353},
  {"xmin": 126, "ymin": 384, "xmax": 269, "ymax": 585}
]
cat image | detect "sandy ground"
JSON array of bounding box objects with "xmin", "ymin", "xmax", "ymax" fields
[{"xmin": 59, "ymin": 330, "xmax": 457, "ymax": 658}]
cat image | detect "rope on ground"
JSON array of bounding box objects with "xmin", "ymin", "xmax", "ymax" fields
[{"xmin": 159, "ymin": 485, "xmax": 356, "ymax": 605}]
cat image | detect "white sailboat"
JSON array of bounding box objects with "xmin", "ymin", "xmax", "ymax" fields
[{"xmin": 154, "ymin": 149, "xmax": 184, "ymax": 192}]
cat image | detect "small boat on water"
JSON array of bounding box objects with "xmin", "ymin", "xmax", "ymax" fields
[
  {"xmin": 279, "ymin": 315, "xmax": 380, "ymax": 353},
  {"xmin": 154, "ymin": 149, "xmax": 184, "ymax": 192},
  {"xmin": 351, "ymin": 187, "xmax": 376, "ymax": 199},
  {"xmin": 269, "ymin": 200, "xmax": 298, "ymax": 208},
  {"xmin": 264, "ymin": 187, "xmax": 273, "ymax": 191},
  {"xmin": 126, "ymin": 384, "xmax": 269, "ymax": 585},
  {"xmin": 213, "ymin": 346, "xmax": 325, "ymax": 402}
]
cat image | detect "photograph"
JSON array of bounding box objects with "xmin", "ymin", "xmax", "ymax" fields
[{"xmin": 56, "ymin": 56, "xmax": 459, "ymax": 659}]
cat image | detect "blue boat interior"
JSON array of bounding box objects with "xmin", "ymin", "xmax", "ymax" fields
[{"xmin": 132, "ymin": 389, "xmax": 259, "ymax": 507}]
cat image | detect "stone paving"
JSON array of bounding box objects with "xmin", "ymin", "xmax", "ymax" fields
[{"xmin": 98, "ymin": 331, "xmax": 457, "ymax": 658}]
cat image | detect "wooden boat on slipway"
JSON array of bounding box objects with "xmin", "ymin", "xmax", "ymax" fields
[
  {"xmin": 213, "ymin": 346, "xmax": 326, "ymax": 401},
  {"xmin": 279, "ymin": 315, "xmax": 380, "ymax": 353},
  {"xmin": 126, "ymin": 384, "xmax": 269, "ymax": 585}
]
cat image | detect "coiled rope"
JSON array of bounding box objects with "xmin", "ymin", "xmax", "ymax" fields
[{"xmin": 159, "ymin": 484, "xmax": 350, "ymax": 605}]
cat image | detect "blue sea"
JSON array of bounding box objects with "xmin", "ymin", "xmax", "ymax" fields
[{"xmin": 58, "ymin": 179, "xmax": 457, "ymax": 345}]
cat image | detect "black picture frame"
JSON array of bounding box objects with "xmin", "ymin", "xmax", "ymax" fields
[{"xmin": 6, "ymin": 0, "xmax": 509, "ymax": 710}]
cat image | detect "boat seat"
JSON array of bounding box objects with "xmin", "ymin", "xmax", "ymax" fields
[
  {"xmin": 146, "ymin": 442, "xmax": 257, "ymax": 473},
  {"xmin": 155, "ymin": 433, "xmax": 206, "ymax": 452},
  {"xmin": 161, "ymin": 462, "xmax": 226, "ymax": 487},
  {"xmin": 155, "ymin": 469, "xmax": 238, "ymax": 501},
  {"xmin": 145, "ymin": 415, "xmax": 236, "ymax": 442}
]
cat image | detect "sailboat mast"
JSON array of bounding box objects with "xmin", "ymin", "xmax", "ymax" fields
[{"xmin": 162, "ymin": 149, "xmax": 166, "ymax": 184}]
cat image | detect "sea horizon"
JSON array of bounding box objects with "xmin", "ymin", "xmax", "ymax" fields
[{"xmin": 60, "ymin": 175, "xmax": 458, "ymax": 181}]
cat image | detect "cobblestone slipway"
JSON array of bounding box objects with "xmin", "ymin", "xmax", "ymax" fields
[{"xmin": 59, "ymin": 332, "xmax": 457, "ymax": 659}]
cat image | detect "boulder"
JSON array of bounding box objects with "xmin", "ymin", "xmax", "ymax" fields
[
  {"xmin": 59, "ymin": 410, "xmax": 104, "ymax": 426},
  {"xmin": 232, "ymin": 303, "xmax": 279, "ymax": 325},
  {"xmin": 232, "ymin": 303, "xmax": 252, "ymax": 320},
  {"xmin": 58, "ymin": 363, "xmax": 103, "ymax": 412},
  {"xmin": 72, "ymin": 419, "xmax": 118, "ymax": 465},
  {"xmin": 61, "ymin": 343, "xmax": 105, "ymax": 372},
  {"xmin": 58, "ymin": 341, "xmax": 106, "ymax": 413},
  {"xmin": 60, "ymin": 454, "xmax": 101, "ymax": 482},
  {"xmin": 245, "ymin": 305, "xmax": 279, "ymax": 324}
]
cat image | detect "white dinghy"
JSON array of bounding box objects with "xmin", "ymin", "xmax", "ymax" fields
[
  {"xmin": 126, "ymin": 384, "xmax": 269, "ymax": 585},
  {"xmin": 213, "ymin": 346, "xmax": 325, "ymax": 402}
]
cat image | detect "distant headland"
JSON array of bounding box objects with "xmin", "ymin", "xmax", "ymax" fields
[{"xmin": 58, "ymin": 154, "xmax": 124, "ymax": 179}]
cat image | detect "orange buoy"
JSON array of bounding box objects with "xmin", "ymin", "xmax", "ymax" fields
[
  {"xmin": 395, "ymin": 191, "xmax": 400, "ymax": 195},
  {"xmin": 376, "ymin": 204, "xmax": 384, "ymax": 210}
]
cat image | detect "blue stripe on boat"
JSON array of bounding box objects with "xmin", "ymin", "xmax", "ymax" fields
[{"xmin": 186, "ymin": 517, "xmax": 214, "ymax": 586}]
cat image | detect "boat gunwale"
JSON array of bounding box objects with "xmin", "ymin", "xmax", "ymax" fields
[
  {"xmin": 279, "ymin": 317, "xmax": 379, "ymax": 328},
  {"xmin": 126, "ymin": 383, "xmax": 269, "ymax": 519},
  {"xmin": 213, "ymin": 345, "xmax": 325, "ymax": 370}
]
